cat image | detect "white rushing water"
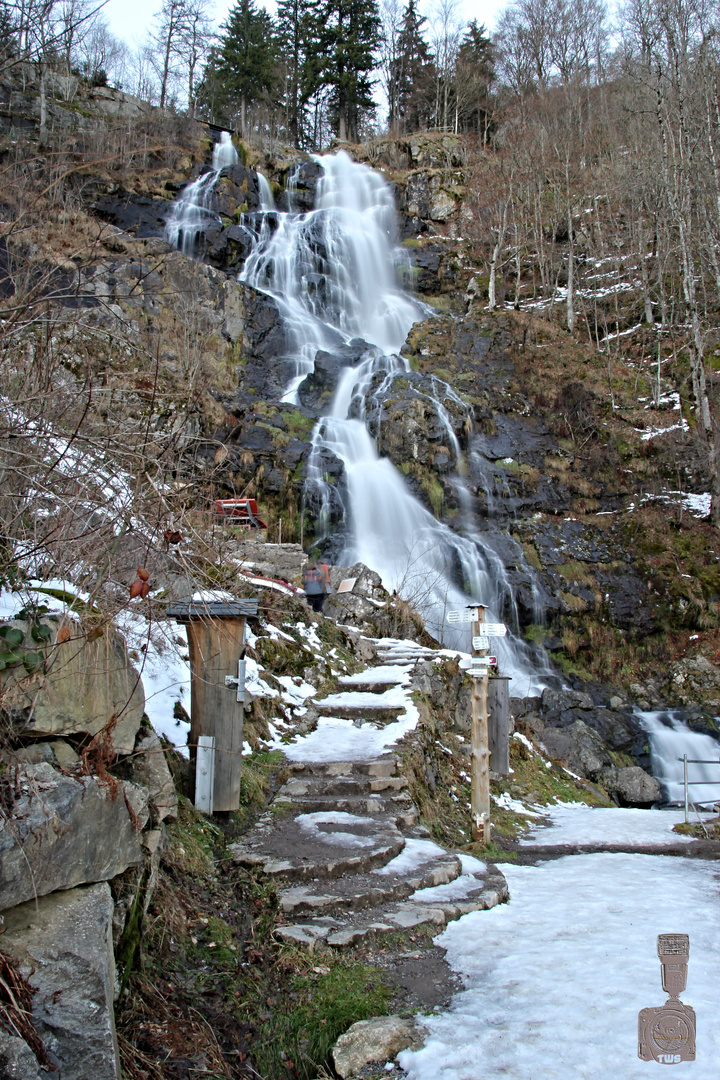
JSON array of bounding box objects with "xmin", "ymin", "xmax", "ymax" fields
[
  {"xmin": 165, "ymin": 132, "xmax": 240, "ymax": 256},
  {"xmin": 239, "ymin": 151, "xmax": 546, "ymax": 683},
  {"xmin": 640, "ymin": 710, "xmax": 720, "ymax": 808}
]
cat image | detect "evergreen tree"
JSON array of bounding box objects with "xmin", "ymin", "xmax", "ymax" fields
[
  {"xmin": 276, "ymin": 0, "xmax": 324, "ymax": 146},
  {"xmin": 455, "ymin": 20, "xmax": 494, "ymax": 139},
  {"xmin": 199, "ymin": 0, "xmax": 275, "ymax": 135},
  {"xmin": 394, "ymin": 0, "xmax": 435, "ymax": 133},
  {"xmin": 322, "ymin": 0, "xmax": 381, "ymax": 143},
  {"xmin": 0, "ymin": 1, "xmax": 18, "ymax": 62}
]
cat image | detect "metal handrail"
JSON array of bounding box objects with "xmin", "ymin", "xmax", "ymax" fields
[{"xmin": 677, "ymin": 755, "xmax": 720, "ymax": 823}]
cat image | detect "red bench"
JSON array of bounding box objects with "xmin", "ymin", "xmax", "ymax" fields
[{"xmin": 214, "ymin": 498, "xmax": 268, "ymax": 529}]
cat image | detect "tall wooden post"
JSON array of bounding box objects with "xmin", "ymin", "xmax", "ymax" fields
[
  {"xmin": 470, "ymin": 606, "xmax": 491, "ymax": 843},
  {"xmin": 168, "ymin": 599, "xmax": 258, "ymax": 813}
]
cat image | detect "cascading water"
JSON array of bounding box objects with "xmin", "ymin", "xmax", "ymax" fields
[
  {"xmin": 240, "ymin": 150, "xmax": 546, "ymax": 689},
  {"xmin": 640, "ymin": 710, "xmax": 720, "ymax": 808},
  {"xmin": 165, "ymin": 132, "xmax": 240, "ymax": 255}
]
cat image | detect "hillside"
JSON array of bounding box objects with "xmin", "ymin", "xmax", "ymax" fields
[{"xmin": 1, "ymin": 64, "xmax": 720, "ymax": 1080}]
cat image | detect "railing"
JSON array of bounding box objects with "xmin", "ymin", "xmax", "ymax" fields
[{"xmin": 678, "ymin": 755, "xmax": 720, "ymax": 823}]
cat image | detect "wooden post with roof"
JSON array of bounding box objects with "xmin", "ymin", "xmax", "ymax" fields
[{"xmin": 167, "ymin": 597, "xmax": 259, "ymax": 813}]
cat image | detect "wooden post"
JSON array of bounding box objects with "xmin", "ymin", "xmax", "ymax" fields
[
  {"xmin": 168, "ymin": 599, "xmax": 258, "ymax": 813},
  {"xmin": 470, "ymin": 607, "xmax": 491, "ymax": 843}
]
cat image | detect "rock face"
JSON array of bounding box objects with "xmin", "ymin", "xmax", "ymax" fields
[
  {"xmin": 125, "ymin": 731, "xmax": 178, "ymax": 825},
  {"xmin": 1, "ymin": 883, "xmax": 121, "ymax": 1080},
  {"xmin": 514, "ymin": 689, "xmax": 660, "ymax": 805},
  {"xmin": 333, "ymin": 1015, "xmax": 426, "ymax": 1078},
  {"xmin": 0, "ymin": 763, "xmax": 145, "ymax": 910},
  {"xmin": 5, "ymin": 618, "xmax": 145, "ymax": 755},
  {"xmin": 0, "ymin": 1032, "xmax": 44, "ymax": 1079}
]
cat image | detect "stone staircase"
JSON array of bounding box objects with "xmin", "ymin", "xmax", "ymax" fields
[{"xmin": 231, "ymin": 643, "xmax": 508, "ymax": 952}]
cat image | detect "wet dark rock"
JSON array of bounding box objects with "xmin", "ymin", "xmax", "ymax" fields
[
  {"xmin": 413, "ymin": 245, "xmax": 441, "ymax": 294},
  {"xmin": 289, "ymin": 160, "xmax": 324, "ymax": 211},
  {"xmin": 204, "ymin": 221, "xmax": 254, "ymax": 272},
  {"xmin": 399, "ymin": 213, "xmax": 428, "ymax": 239},
  {"xmin": 239, "ymin": 282, "xmax": 287, "ymax": 378},
  {"xmin": 297, "ymin": 341, "xmax": 373, "ymax": 412},
  {"xmin": 215, "ymin": 164, "xmax": 262, "ymax": 218},
  {"xmin": 90, "ymin": 190, "xmax": 172, "ymax": 237},
  {"xmin": 403, "ymin": 173, "xmax": 430, "ymax": 219}
]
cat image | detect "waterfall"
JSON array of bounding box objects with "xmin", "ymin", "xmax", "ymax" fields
[
  {"xmin": 640, "ymin": 710, "xmax": 720, "ymax": 807},
  {"xmin": 165, "ymin": 131, "xmax": 240, "ymax": 256},
  {"xmin": 239, "ymin": 151, "xmax": 546, "ymax": 686}
]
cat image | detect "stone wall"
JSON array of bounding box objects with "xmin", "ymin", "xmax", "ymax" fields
[{"xmin": 0, "ymin": 616, "xmax": 178, "ymax": 1077}]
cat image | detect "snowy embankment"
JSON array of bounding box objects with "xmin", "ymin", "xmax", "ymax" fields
[
  {"xmin": 399, "ymin": 851, "xmax": 720, "ymax": 1080},
  {"xmin": 518, "ymin": 803, "xmax": 705, "ymax": 846}
]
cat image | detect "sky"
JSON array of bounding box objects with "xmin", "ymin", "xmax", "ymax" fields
[{"xmin": 103, "ymin": 0, "xmax": 503, "ymax": 54}]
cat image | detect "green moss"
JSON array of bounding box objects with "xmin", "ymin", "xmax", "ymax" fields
[
  {"xmin": 523, "ymin": 543, "xmax": 543, "ymax": 571},
  {"xmin": 420, "ymin": 474, "xmax": 444, "ymax": 517},
  {"xmin": 284, "ymin": 410, "xmax": 317, "ymax": 440},
  {"xmin": 116, "ymin": 867, "xmax": 150, "ymax": 995},
  {"xmin": 557, "ymin": 560, "xmax": 596, "ymax": 586},
  {"xmin": 403, "ymin": 237, "xmax": 421, "ymax": 247}
]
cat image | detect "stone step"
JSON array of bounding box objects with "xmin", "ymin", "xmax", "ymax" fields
[
  {"xmin": 279, "ymin": 776, "xmax": 385, "ymax": 800},
  {"xmin": 314, "ymin": 703, "xmax": 405, "ymax": 724},
  {"xmin": 229, "ymin": 809, "xmax": 405, "ymax": 882},
  {"xmin": 276, "ymin": 861, "xmax": 509, "ymax": 950},
  {"xmin": 274, "ymin": 788, "xmax": 416, "ymax": 820},
  {"xmin": 289, "ymin": 758, "xmax": 398, "ymax": 779},
  {"xmin": 277, "ymin": 841, "xmax": 461, "ymax": 918}
]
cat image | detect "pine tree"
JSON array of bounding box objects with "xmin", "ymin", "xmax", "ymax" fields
[
  {"xmin": 394, "ymin": 0, "xmax": 435, "ymax": 134},
  {"xmin": 276, "ymin": 0, "xmax": 324, "ymax": 146},
  {"xmin": 322, "ymin": 0, "xmax": 381, "ymax": 143},
  {"xmin": 200, "ymin": 0, "xmax": 276, "ymax": 135},
  {"xmin": 455, "ymin": 20, "xmax": 494, "ymax": 139},
  {"xmin": 0, "ymin": 1, "xmax": 18, "ymax": 62}
]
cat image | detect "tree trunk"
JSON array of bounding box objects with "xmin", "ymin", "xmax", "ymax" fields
[
  {"xmin": 39, "ymin": 61, "xmax": 47, "ymax": 142},
  {"xmin": 565, "ymin": 164, "xmax": 574, "ymax": 334}
]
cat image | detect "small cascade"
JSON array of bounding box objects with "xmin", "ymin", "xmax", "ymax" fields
[
  {"xmin": 165, "ymin": 131, "xmax": 239, "ymax": 256},
  {"xmin": 241, "ymin": 151, "xmax": 421, "ymax": 401},
  {"xmin": 257, "ymin": 173, "xmax": 275, "ymax": 211},
  {"xmin": 640, "ymin": 710, "xmax": 720, "ymax": 807}
]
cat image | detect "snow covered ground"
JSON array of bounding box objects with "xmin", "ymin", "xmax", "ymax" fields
[
  {"xmin": 399, "ymin": 852, "xmax": 720, "ymax": 1080},
  {"xmin": 518, "ymin": 804, "xmax": 705, "ymax": 847}
]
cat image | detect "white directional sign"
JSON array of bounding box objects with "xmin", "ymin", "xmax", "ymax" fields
[
  {"xmin": 484, "ymin": 623, "xmax": 507, "ymax": 637},
  {"xmin": 447, "ymin": 608, "xmax": 479, "ymax": 624},
  {"xmin": 473, "ymin": 635, "xmax": 490, "ymax": 652},
  {"xmin": 467, "ymin": 658, "xmax": 497, "ymax": 676}
]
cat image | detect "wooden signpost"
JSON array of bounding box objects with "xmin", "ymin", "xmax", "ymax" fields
[
  {"xmin": 448, "ymin": 606, "xmax": 509, "ymax": 843},
  {"xmin": 168, "ymin": 598, "xmax": 258, "ymax": 813}
]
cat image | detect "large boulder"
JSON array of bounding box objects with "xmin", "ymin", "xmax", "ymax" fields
[
  {"xmin": 540, "ymin": 719, "xmax": 612, "ymax": 777},
  {"xmin": 333, "ymin": 1016, "xmax": 426, "ymax": 1078},
  {"xmin": 0, "ymin": 883, "xmax": 121, "ymax": 1080},
  {"xmin": 597, "ymin": 765, "xmax": 661, "ymax": 807},
  {"xmin": 4, "ymin": 617, "xmax": 145, "ymax": 755},
  {"xmin": 0, "ymin": 762, "xmax": 146, "ymax": 910}
]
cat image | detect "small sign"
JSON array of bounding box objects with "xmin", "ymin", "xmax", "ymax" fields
[
  {"xmin": 447, "ymin": 607, "xmax": 479, "ymax": 624},
  {"xmin": 472, "ymin": 635, "xmax": 490, "ymax": 651},
  {"xmin": 467, "ymin": 659, "xmax": 497, "ymax": 676},
  {"xmin": 484, "ymin": 623, "xmax": 507, "ymax": 637},
  {"xmin": 337, "ymin": 578, "xmax": 357, "ymax": 594}
]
